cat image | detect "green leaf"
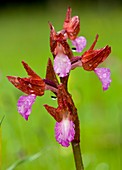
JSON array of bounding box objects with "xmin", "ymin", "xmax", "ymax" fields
[
  {"xmin": 7, "ymin": 151, "xmax": 42, "ymax": 170},
  {"xmin": 0, "ymin": 115, "xmax": 5, "ymax": 127}
]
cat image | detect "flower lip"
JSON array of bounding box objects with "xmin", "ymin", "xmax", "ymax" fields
[
  {"xmin": 55, "ymin": 118, "xmax": 75, "ymax": 147},
  {"xmin": 54, "ymin": 53, "xmax": 71, "ymax": 77},
  {"xmin": 94, "ymin": 67, "xmax": 111, "ymax": 91},
  {"xmin": 72, "ymin": 36, "xmax": 87, "ymax": 53},
  {"xmin": 17, "ymin": 94, "xmax": 36, "ymax": 120}
]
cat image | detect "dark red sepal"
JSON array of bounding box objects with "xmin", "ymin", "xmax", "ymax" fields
[
  {"xmin": 81, "ymin": 35, "xmax": 111, "ymax": 71},
  {"xmin": 44, "ymin": 84, "xmax": 77, "ymax": 122},
  {"xmin": 49, "ymin": 22, "xmax": 57, "ymax": 56},
  {"xmin": 49, "ymin": 22, "xmax": 73, "ymax": 59},
  {"xmin": 63, "ymin": 7, "xmax": 80, "ymax": 40},
  {"xmin": 7, "ymin": 61, "xmax": 45, "ymax": 96}
]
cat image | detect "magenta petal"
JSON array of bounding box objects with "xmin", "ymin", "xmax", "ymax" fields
[
  {"xmin": 55, "ymin": 119, "xmax": 75, "ymax": 147},
  {"xmin": 72, "ymin": 36, "xmax": 86, "ymax": 53},
  {"xmin": 94, "ymin": 68, "xmax": 111, "ymax": 91},
  {"xmin": 54, "ymin": 54, "xmax": 71, "ymax": 77},
  {"xmin": 17, "ymin": 94, "xmax": 36, "ymax": 120}
]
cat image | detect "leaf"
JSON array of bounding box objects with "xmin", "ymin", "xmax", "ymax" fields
[
  {"xmin": 7, "ymin": 147, "xmax": 51, "ymax": 170},
  {"xmin": 0, "ymin": 115, "xmax": 5, "ymax": 126},
  {"xmin": 7, "ymin": 151, "xmax": 42, "ymax": 170}
]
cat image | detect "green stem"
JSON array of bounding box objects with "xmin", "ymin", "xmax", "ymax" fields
[
  {"xmin": 71, "ymin": 141, "xmax": 84, "ymax": 170},
  {"xmin": 71, "ymin": 115, "xmax": 84, "ymax": 170}
]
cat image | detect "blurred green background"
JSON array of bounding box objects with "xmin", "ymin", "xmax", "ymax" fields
[{"xmin": 0, "ymin": 1, "xmax": 121, "ymax": 170}]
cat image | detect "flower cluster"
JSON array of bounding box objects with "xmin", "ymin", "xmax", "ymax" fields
[{"xmin": 7, "ymin": 7, "xmax": 111, "ymax": 147}]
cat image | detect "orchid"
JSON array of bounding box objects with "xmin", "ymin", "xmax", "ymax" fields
[
  {"xmin": 7, "ymin": 7, "xmax": 112, "ymax": 170},
  {"xmin": 44, "ymin": 84, "xmax": 76, "ymax": 147},
  {"xmin": 81, "ymin": 34, "xmax": 111, "ymax": 90}
]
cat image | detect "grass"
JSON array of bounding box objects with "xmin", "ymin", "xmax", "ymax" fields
[{"xmin": 0, "ymin": 4, "xmax": 122, "ymax": 170}]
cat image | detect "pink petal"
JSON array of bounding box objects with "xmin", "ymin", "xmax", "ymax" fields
[
  {"xmin": 54, "ymin": 54, "xmax": 71, "ymax": 77},
  {"xmin": 55, "ymin": 119, "xmax": 75, "ymax": 147},
  {"xmin": 94, "ymin": 68, "xmax": 111, "ymax": 91},
  {"xmin": 72, "ymin": 36, "xmax": 86, "ymax": 53},
  {"xmin": 17, "ymin": 94, "xmax": 36, "ymax": 120}
]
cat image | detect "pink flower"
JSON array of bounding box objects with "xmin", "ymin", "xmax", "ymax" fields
[
  {"xmin": 72, "ymin": 36, "xmax": 86, "ymax": 53},
  {"xmin": 94, "ymin": 68, "xmax": 111, "ymax": 91},
  {"xmin": 55, "ymin": 118, "xmax": 75, "ymax": 147},
  {"xmin": 54, "ymin": 53, "xmax": 71, "ymax": 77},
  {"xmin": 17, "ymin": 94, "xmax": 36, "ymax": 120},
  {"xmin": 44, "ymin": 84, "xmax": 76, "ymax": 147}
]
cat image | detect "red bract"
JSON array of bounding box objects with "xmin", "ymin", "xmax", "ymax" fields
[
  {"xmin": 63, "ymin": 7, "xmax": 80, "ymax": 40},
  {"xmin": 45, "ymin": 58, "xmax": 59, "ymax": 87},
  {"xmin": 81, "ymin": 34, "xmax": 111, "ymax": 71},
  {"xmin": 7, "ymin": 61, "xmax": 45, "ymax": 96}
]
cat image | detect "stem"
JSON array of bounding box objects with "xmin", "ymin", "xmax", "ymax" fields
[
  {"xmin": 71, "ymin": 116, "xmax": 84, "ymax": 170},
  {"xmin": 71, "ymin": 141, "xmax": 84, "ymax": 170},
  {"xmin": 65, "ymin": 92, "xmax": 84, "ymax": 169},
  {"xmin": 60, "ymin": 75, "xmax": 69, "ymax": 91}
]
